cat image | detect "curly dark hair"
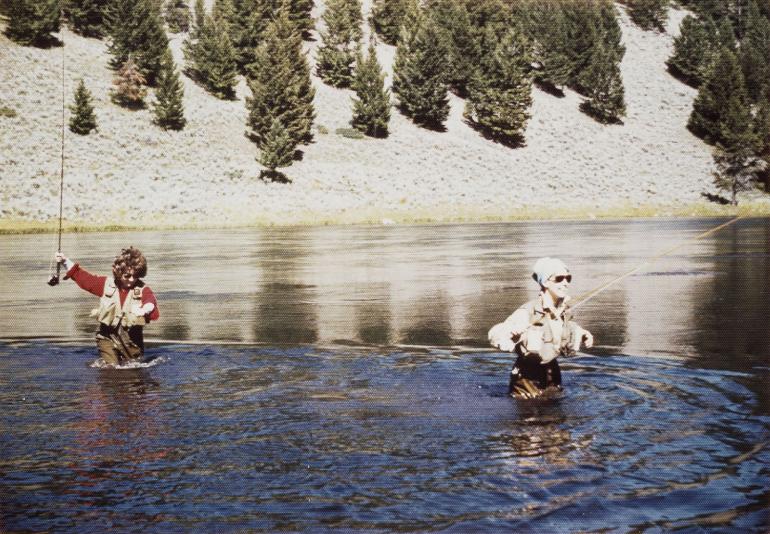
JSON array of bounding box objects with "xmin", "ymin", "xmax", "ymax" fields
[{"xmin": 112, "ymin": 246, "xmax": 147, "ymax": 279}]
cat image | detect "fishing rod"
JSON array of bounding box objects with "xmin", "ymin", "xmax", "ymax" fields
[
  {"xmin": 570, "ymin": 215, "xmax": 743, "ymax": 311},
  {"xmin": 48, "ymin": 9, "xmax": 66, "ymax": 287}
]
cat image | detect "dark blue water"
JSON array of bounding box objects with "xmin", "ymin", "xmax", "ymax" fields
[{"xmin": 1, "ymin": 219, "xmax": 769, "ymax": 531}]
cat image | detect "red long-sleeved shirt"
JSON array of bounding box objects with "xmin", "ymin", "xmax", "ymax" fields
[{"xmin": 65, "ymin": 264, "xmax": 160, "ymax": 322}]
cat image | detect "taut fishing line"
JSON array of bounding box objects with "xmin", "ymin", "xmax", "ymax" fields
[{"xmin": 571, "ymin": 216, "xmax": 743, "ymax": 311}]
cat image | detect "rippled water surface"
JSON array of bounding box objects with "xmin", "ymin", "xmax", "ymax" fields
[{"xmin": 1, "ymin": 219, "xmax": 769, "ymax": 532}]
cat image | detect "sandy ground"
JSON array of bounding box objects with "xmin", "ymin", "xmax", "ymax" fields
[{"xmin": 0, "ymin": 3, "xmax": 767, "ymax": 228}]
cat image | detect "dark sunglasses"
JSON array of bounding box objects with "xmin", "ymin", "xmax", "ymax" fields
[{"xmin": 551, "ymin": 274, "xmax": 572, "ymax": 283}]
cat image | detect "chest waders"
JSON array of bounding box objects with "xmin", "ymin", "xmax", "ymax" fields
[
  {"xmin": 94, "ymin": 280, "xmax": 146, "ymax": 365},
  {"xmin": 508, "ymin": 302, "xmax": 575, "ymax": 398}
]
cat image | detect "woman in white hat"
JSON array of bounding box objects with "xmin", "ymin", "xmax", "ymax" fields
[{"xmin": 488, "ymin": 257, "xmax": 593, "ymax": 398}]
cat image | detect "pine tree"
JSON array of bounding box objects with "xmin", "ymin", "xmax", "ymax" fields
[
  {"xmin": 5, "ymin": 0, "xmax": 60, "ymax": 46},
  {"xmin": 190, "ymin": 0, "xmax": 206, "ymax": 37},
  {"xmin": 427, "ymin": 0, "xmax": 481, "ymax": 97},
  {"xmin": 233, "ymin": 0, "xmax": 273, "ymax": 72},
  {"xmin": 106, "ymin": 0, "xmax": 168, "ymax": 85},
  {"xmin": 526, "ymin": 1, "xmax": 572, "ymax": 92},
  {"xmin": 110, "ymin": 57, "xmax": 148, "ymax": 108},
  {"xmin": 204, "ymin": 15, "xmax": 239, "ymax": 98},
  {"xmin": 712, "ymin": 92, "xmax": 764, "ymax": 205},
  {"xmin": 689, "ymin": 47, "xmax": 748, "ymax": 145},
  {"xmin": 64, "ymin": 0, "xmax": 110, "ymax": 38},
  {"xmin": 152, "ymin": 48, "xmax": 186, "ymax": 130},
  {"xmin": 246, "ymin": 8, "xmax": 315, "ymax": 147},
  {"xmin": 286, "ymin": 0, "xmax": 314, "ymax": 39},
  {"xmin": 578, "ymin": 40, "xmax": 626, "ymax": 123},
  {"xmin": 164, "ymin": 0, "xmax": 191, "ymax": 34},
  {"xmin": 392, "ymin": 2, "xmax": 450, "ymax": 130},
  {"xmin": 213, "ymin": 0, "xmax": 237, "ymax": 26},
  {"xmin": 351, "ymin": 41, "xmax": 391, "ymax": 137},
  {"xmin": 739, "ymin": 1, "xmax": 770, "ymax": 102},
  {"xmin": 666, "ymin": 15, "xmax": 716, "ymax": 86},
  {"xmin": 184, "ymin": 11, "xmax": 239, "ymax": 99},
  {"xmin": 316, "ymin": 0, "xmax": 363, "ymax": 88},
  {"xmin": 598, "ymin": 0, "xmax": 624, "ymax": 55},
  {"xmin": 627, "ymin": 0, "xmax": 669, "ymax": 32},
  {"xmin": 563, "ymin": 2, "xmax": 601, "ymax": 93},
  {"xmin": 464, "ymin": 25, "xmax": 533, "ymax": 146},
  {"xmin": 69, "ymin": 79, "xmax": 97, "ymax": 135},
  {"xmin": 755, "ymin": 93, "xmax": 770, "ymax": 190},
  {"xmin": 259, "ymin": 118, "xmax": 296, "ymax": 180},
  {"xmin": 369, "ymin": 0, "xmax": 411, "ymax": 45}
]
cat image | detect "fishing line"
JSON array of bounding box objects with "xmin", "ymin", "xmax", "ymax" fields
[{"xmin": 571, "ymin": 216, "xmax": 743, "ymax": 311}]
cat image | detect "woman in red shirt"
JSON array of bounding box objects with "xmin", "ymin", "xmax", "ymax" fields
[{"xmin": 56, "ymin": 247, "xmax": 160, "ymax": 366}]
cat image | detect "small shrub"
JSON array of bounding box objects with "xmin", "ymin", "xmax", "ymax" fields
[
  {"xmin": 317, "ymin": 124, "xmax": 329, "ymax": 135},
  {"xmin": 0, "ymin": 106, "xmax": 18, "ymax": 118},
  {"xmin": 335, "ymin": 127, "xmax": 365, "ymax": 139}
]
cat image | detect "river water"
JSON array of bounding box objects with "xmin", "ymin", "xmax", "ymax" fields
[{"xmin": 1, "ymin": 218, "xmax": 768, "ymax": 532}]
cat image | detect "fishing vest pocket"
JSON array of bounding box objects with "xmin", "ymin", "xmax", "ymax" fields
[
  {"xmin": 521, "ymin": 326, "xmax": 544, "ymax": 354},
  {"xmin": 520, "ymin": 322, "xmax": 558, "ymax": 363}
]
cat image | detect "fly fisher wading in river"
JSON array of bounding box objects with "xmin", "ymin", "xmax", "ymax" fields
[
  {"xmin": 489, "ymin": 257, "xmax": 594, "ymax": 399},
  {"xmin": 54, "ymin": 248, "xmax": 160, "ymax": 366}
]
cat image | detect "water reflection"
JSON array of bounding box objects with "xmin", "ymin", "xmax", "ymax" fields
[
  {"xmin": 2, "ymin": 219, "xmax": 769, "ymax": 361},
  {"xmin": 59, "ymin": 369, "xmax": 168, "ymax": 516}
]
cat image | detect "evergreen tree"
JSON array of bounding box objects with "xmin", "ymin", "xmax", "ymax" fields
[
  {"xmin": 739, "ymin": 1, "xmax": 770, "ymax": 102},
  {"xmin": 259, "ymin": 118, "xmax": 296, "ymax": 180},
  {"xmin": 286, "ymin": 0, "xmax": 314, "ymax": 39},
  {"xmin": 369, "ymin": 0, "xmax": 411, "ymax": 45},
  {"xmin": 316, "ymin": 0, "xmax": 363, "ymax": 88},
  {"xmin": 64, "ymin": 0, "xmax": 110, "ymax": 38},
  {"xmin": 246, "ymin": 8, "xmax": 315, "ymax": 146},
  {"xmin": 110, "ymin": 57, "xmax": 148, "ymax": 107},
  {"xmin": 563, "ymin": 2, "xmax": 601, "ymax": 93},
  {"xmin": 232, "ymin": 0, "xmax": 274, "ymax": 72},
  {"xmin": 598, "ymin": 0, "xmax": 624, "ymax": 55},
  {"xmin": 464, "ymin": 25, "xmax": 533, "ymax": 146},
  {"xmin": 213, "ymin": 0, "xmax": 237, "ymax": 26},
  {"xmin": 626, "ymin": 0, "xmax": 669, "ymax": 32},
  {"xmin": 755, "ymin": 93, "xmax": 770, "ymax": 190},
  {"xmin": 578, "ymin": 40, "xmax": 626, "ymax": 123},
  {"xmin": 351, "ymin": 41, "xmax": 391, "ymax": 137},
  {"xmin": 565, "ymin": 1, "xmax": 625, "ymax": 96},
  {"xmin": 689, "ymin": 47, "xmax": 749, "ymax": 145},
  {"xmin": 69, "ymin": 79, "xmax": 97, "ymax": 135},
  {"xmin": 666, "ymin": 15, "xmax": 716, "ymax": 86},
  {"xmin": 184, "ymin": 11, "xmax": 239, "ymax": 98},
  {"xmin": 190, "ymin": 0, "xmax": 206, "ymax": 37},
  {"xmin": 5, "ymin": 0, "xmax": 60, "ymax": 46},
  {"xmin": 106, "ymin": 0, "xmax": 168, "ymax": 85},
  {"xmin": 392, "ymin": 2, "xmax": 450, "ymax": 130},
  {"xmin": 152, "ymin": 48, "xmax": 186, "ymax": 130},
  {"xmin": 526, "ymin": 1, "xmax": 572, "ymax": 92},
  {"xmin": 712, "ymin": 92, "xmax": 764, "ymax": 205},
  {"xmin": 427, "ymin": 0, "xmax": 482, "ymax": 97},
  {"xmin": 164, "ymin": 0, "xmax": 191, "ymax": 34}
]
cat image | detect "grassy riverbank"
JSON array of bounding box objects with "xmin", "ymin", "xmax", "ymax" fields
[{"xmin": 2, "ymin": 200, "xmax": 768, "ymax": 234}]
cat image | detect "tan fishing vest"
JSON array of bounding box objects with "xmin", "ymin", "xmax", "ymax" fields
[
  {"xmin": 95, "ymin": 279, "xmax": 147, "ymax": 329},
  {"xmin": 517, "ymin": 298, "xmax": 575, "ymax": 362}
]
